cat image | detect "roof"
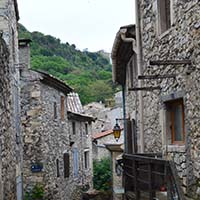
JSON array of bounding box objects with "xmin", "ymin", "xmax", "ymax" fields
[
  {"xmin": 32, "ymin": 69, "xmax": 73, "ymax": 95},
  {"xmin": 67, "ymin": 111, "xmax": 95, "ymax": 123},
  {"xmin": 14, "ymin": 0, "xmax": 19, "ymax": 21},
  {"xmin": 93, "ymin": 129, "xmax": 114, "ymax": 140},
  {"xmin": 104, "ymin": 143, "xmax": 124, "ymax": 152},
  {"xmin": 67, "ymin": 93, "xmax": 84, "ymax": 113},
  {"xmin": 67, "ymin": 92, "xmax": 95, "ymax": 122},
  {"xmin": 111, "ymin": 24, "xmax": 136, "ymax": 85}
]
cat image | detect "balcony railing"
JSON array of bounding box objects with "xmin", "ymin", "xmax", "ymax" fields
[{"xmin": 123, "ymin": 153, "xmax": 185, "ymax": 200}]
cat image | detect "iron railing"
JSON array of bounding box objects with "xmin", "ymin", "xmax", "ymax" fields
[{"xmin": 123, "ymin": 153, "xmax": 185, "ymax": 200}]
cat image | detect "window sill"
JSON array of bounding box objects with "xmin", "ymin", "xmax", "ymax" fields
[{"xmin": 167, "ymin": 145, "xmax": 185, "ymax": 153}]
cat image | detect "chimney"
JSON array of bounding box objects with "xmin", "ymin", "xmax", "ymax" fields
[{"xmin": 18, "ymin": 39, "xmax": 32, "ymax": 70}]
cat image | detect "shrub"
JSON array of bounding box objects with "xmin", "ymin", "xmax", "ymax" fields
[
  {"xmin": 24, "ymin": 184, "xmax": 45, "ymax": 200},
  {"xmin": 93, "ymin": 157, "xmax": 112, "ymax": 191}
]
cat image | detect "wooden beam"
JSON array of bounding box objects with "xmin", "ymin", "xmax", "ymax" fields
[
  {"xmin": 149, "ymin": 60, "xmax": 192, "ymax": 66},
  {"xmin": 129, "ymin": 86, "xmax": 161, "ymax": 91},
  {"xmin": 138, "ymin": 74, "xmax": 176, "ymax": 80}
]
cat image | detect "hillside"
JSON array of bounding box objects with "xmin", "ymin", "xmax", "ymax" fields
[{"xmin": 18, "ymin": 24, "xmax": 116, "ymax": 104}]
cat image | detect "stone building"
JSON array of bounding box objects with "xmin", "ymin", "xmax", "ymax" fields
[
  {"xmin": 105, "ymin": 144, "xmax": 123, "ymax": 200},
  {"xmin": 92, "ymin": 129, "xmax": 123, "ymax": 161},
  {"xmin": 19, "ymin": 40, "xmax": 94, "ymax": 199},
  {"xmin": 0, "ymin": 0, "xmax": 22, "ymax": 199},
  {"xmin": 67, "ymin": 92, "xmax": 94, "ymax": 191},
  {"xmin": 112, "ymin": 0, "xmax": 200, "ymax": 199},
  {"xmin": 84, "ymin": 92, "xmax": 123, "ymax": 136}
]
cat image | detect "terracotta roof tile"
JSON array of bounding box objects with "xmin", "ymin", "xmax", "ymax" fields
[{"xmin": 93, "ymin": 129, "xmax": 113, "ymax": 139}]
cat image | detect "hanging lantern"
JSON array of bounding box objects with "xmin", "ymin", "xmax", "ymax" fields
[{"xmin": 113, "ymin": 120, "xmax": 121, "ymax": 141}]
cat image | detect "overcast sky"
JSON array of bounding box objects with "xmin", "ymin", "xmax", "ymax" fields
[{"xmin": 17, "ymin": 0, "xmax": 135, "ymax": 52}]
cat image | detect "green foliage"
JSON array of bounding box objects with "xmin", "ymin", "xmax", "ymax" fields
[
  {"xmin": 19, "ymin": 24, "xmax": 116, "ymax": 104},
  {"xmin": 24, "ymin": 184, "xmax": 45, "ymax": 200},
  {"xmin": 93, "ymin": 157, "xmax": 112, "ymax": 191}
]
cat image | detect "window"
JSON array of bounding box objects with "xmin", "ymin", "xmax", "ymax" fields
[
  {"xmin": 53, "ymin": 102, "xmax": 57, "ymax": 119},
  {"xmin": 85, "ymin": 123, "xmax": 88, "ymax": 136},
  {"xmin": 63, "ymin": 153, "xmax": 70, "ymax": 178},
  {"xmin": 157, "ymin": 0, "xmax": 171, "ymax": 34},
  {"xmin": 84, "ymin": 151, "xmax": 89, "ymax": 169},
  {"xmin": 61, "ymin": 96, "xmax": 65, "ymax": 120},
  {"xmin": 73, "ymin": 148, "xmax": 79, "ymax": 177},
  {"xmin": 72, "ymin": 122, "xmax": 76, "ymax": 135},
  {"xmin": 56, "ymin": 159, "xmax": 60, "ymax": 177},
  {"xmin": 165, "ymin": 99, "xmax": 185, "ymax": 145}
]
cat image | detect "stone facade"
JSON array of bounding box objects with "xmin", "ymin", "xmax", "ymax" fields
[
  {"xmin": 105, "ymin": 144, "xmax": 123, "ymax": 200},
  {"xmin": 20, "ymin": 68, "xmax": 73, "ymax": 200},
  {"xmin": 113, "ymin": 0, "xmax": 200, "ymax": 199},
  {"xmin": 93, "ymin": 131, "xmax": 123, "ymax": 161},
  {"xmin": 19, "ymin": 41, "xmax": 94, "ymax": 199},
  {"xmin": 68, "ymin": 113, "xmax": 93, "ymax": 191},
  {"xmin": 0, "ymin": 0, "xmax": 22, "ymax": 199},
  {"xmin": 84, "ymin": 93, "xmax": 124, "ymax": 162},
  {"xmin": 67, "ymin": 93, "xmax": 94, "ymax": 192}
]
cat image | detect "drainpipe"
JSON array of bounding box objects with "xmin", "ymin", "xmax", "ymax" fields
[
  {"xmin": 122, "ymin": 85, "xmax": 127, "ymax": 153},
  {"xmin": 135, "ymin": 0, "xmax": 144, "ymax": 153},
  {"xmin": 119, "ymin": 29, "xmax": 135, "ymax": 154}
]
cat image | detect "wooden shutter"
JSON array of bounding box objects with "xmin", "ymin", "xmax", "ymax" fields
[
  {"xmin": 126, "ymin": 120, "xmax": 133, "ymax": 154},
  {"xmin": 132, "ymin": 119, "xmax": 138, "ymax": 153},
  {"xmin": 61, "ymin": 96, "xmax": 65, "ymax": 120},
  {"xmin": 73, "ymin": 148, "xmax": 79, "ymax": 177},
  {"xmin": 63, "ymin": 153, "xmax": 70, "ymax": 178}
]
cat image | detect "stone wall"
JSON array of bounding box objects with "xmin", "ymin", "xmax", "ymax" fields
[
  {"xmin": 20, "ymin": 69, "xmax": 77, "ymax": 200},
  {"xmin": 0, "ymin": 0, "xmax": 21, "ymax": 199},
  {"xmin": 126, "ymin": 0, "xmax": 200, "ymax": 198},
  {"xmin": 112, "ymin": 151, "xmax": 123, "ymax": 200},
  {"xmin": 93, "ymin": 134, "xmax": 123, "ymax": 161},
  {"xmin": 0, "ymin": 36, "xmax": 16, "ymax": 200},
  {"xmin": 68, "ymin": 118, "xmax": 93, "ymax": 190}
]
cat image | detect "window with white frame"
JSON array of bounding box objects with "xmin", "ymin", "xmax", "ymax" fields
[{"xmin": 157, "ymin": 0, "xmax": 171, "ymax": 34}]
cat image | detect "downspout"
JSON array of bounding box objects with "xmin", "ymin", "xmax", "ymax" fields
[
  {"xmin": 119, "ymin": 29, "xmax": 135, "ymax": 154},
  {"xmin": 122, "ymin": 85, "xmax": 127, "ymax": 153},
  {"xmin": 135, "ymin": 0, "xmax": 144, "ymax": 153}
]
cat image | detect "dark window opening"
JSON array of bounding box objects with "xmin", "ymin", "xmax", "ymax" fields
[
  {"xmin": 54, "ymin": 102, "xmax": 57, "ymax": 119},
  {"xmin": 84, "ymin": 151, "xmax": 89, "ymax": 169},
  {"xmin": 85, "ymin": 123, "xmax": 88, "ymax": 136},
  {"xmin": 63, "ymin": 153, "xmax": 70, "ymax": 178},
  {"xmin": 56, "ymin": 159, "xmax": 60, "ymax": 177},
  {"xmin": 72, "ymin": 122, "xmax": 76, "ymax": 135}
]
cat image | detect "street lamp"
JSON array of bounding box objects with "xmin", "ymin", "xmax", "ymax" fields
[{"xmin": 113, "ymin": 119, "xmax": 122, "ymax": 141}]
